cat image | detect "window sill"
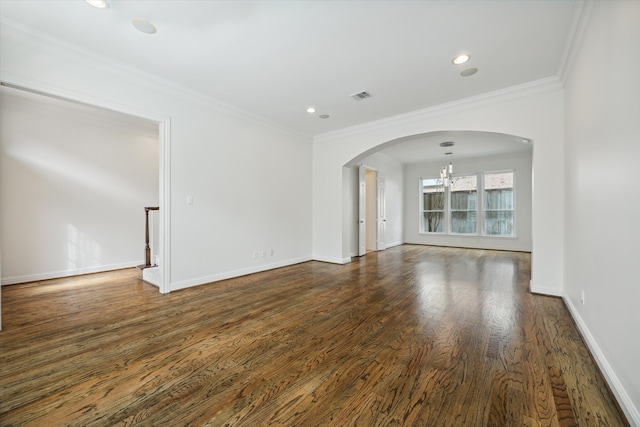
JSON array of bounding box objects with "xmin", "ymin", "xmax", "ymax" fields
[{"xmin": 418, "ymin": 232, "xmax": 518, "ymax": 239}]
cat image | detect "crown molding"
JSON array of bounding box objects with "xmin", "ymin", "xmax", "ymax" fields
[
  {"xmin": 0, "ymin": 18, "xmax": 310, "ymax": 141},
  {"xmin": 314, "ymin": 77, "xmax": 563, "ymax": 144},
  {"xmin": 557, "ymin": 0, "xmax": 595, "ymax": 84}
]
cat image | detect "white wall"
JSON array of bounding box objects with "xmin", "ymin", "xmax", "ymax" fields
[
  {"xmin": 563, "ymin": 1, "xmax": 640, "ymax": 423},
  {"xmin": 0, "ymin": 22, "xmax": 312, "ymax": 291},
  {"xmin": 314, "ymin": 81, "xmax": 564, "ymax": 294},
  {"xmin": 346, "ymin": 152, "xmax": 404, "ymax": 257},
  {"xmin": 0, "ymin": 86, "xmax": 158, "ymax": 284},
  {"xmin": 404, "ymin": 151, "xmax": 532, "ymax": 252}
]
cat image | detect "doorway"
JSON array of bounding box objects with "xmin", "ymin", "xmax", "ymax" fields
[
  {"xmin": 365, "ymin": 169, "xmax": 377, "ymax": 252},
  {"xmin": 0, "ymin": 83, "xmax": 169, "ymax": 293},
  {"xmin": 358, "ymin": 165, "xmax": 386, "ymax": 256}
]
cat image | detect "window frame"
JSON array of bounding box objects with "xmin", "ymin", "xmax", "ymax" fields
[
  {"xmin": 449, "ymin": 174, "xmax": 478, "ymax": 235},
  {"xmin": 418, "ymin": 169, "xmax": 517, "ymax": 238},
  {"xmin": 482, "ymin": 170, "xmax": 516, "ymax": 237},
  {"xmin": 420, "ymin": 178, "xmax": 447, "ymax": 233}
]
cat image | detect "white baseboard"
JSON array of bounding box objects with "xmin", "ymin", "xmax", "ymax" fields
[
  {"xmin": 312, "ymin": 256, "xmax": 352, "ymax": 265},
  {"xmin": 349, "ymin": 242, "xmax": 403, "ymax": 258},
  {"xmin": 563, "ymin": 297, "xmax": 639, "ymax": 426},
  {"xmin": 170, "ymin": 256, "xmax": 312, "ymax": 292},
  {"xmin": 1, "ymin": 261, "xmax": 143, "ymax": 286},
  {"xmin": 529, "ymin": 280, "xmax": 563, "ymax": 296},
  {"xmin": 385, "ymin": 241, "xmax": 404, "ymax": 249}
]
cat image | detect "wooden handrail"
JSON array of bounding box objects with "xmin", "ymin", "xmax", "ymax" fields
[{"xmin": 143, "ymin": 207, "xmax": 159, "ymax": 268}]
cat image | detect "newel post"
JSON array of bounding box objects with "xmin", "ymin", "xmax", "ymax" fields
[{"xmin": 143, "ymin": 206, "xmax": 159, "ymax": 268}]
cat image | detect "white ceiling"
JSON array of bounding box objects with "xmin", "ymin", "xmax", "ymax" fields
[{"xmin": 0, "ymin": 0, "xmax": 580, "ymax": 139}]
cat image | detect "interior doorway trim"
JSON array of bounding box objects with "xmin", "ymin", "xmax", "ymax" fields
[
  {"xmin": 358, "ymin": 164, "xmax": 386, "ymax": 257},
  {"xmin": 158, "ymin": 120, "xmax": 171, "ymax": 294},
  {"xmin": 0, "ymin": 79, "xmax": 171, "ymax": 293}
]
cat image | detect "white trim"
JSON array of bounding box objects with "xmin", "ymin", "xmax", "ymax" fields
[
  {"xmin": 158, "ymin": 120, "xmax": 172, "ymax": 294},
  {"xmin": 385, "ymin": 241, "xmax": 404, "ymax": 249},
  {"xmin": 1, "ymin": 261, "xmax": 143, "ymax": 286},
  {"xmin": 529, "ymin": 281, "xmax": 563, "ymax": 297},
  {"xmin": 558, "ymin": 0, "xmax": 595, "ymax": 84},
  {"xmin": 142, "ymin": 267, "xmax": 161, "ymax": 288},
  {"xmin": 352, "ymin": 243, "xmax": 403, "ymax": 255},
  {"xmin": 0, "ymin": 73, "xmax": 168, "ymax": 123},
  {"xmin": 314, "ymin": 77, "xmax": 562, "ymax": 144},
  {"xmin": 416, "ymin": 233, "xmax": 519, "ymax": 240},
  {"xmin": 313, "ymin": 256, "xmax": 352, "ymax": 265},
  {"xmin": 170, "ymin": 256, "xmax": 313, "ymax": 292},
  {"xmin": 563, "ymin": 297, "xmax": 640, "ymax": 426}
]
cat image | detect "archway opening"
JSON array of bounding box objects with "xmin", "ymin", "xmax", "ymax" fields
[{"xmin": 342, "ymin": 130, "xmax": 533, "ymax": 259}]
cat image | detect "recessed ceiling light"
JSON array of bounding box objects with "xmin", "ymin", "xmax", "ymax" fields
[
  {"xmin": 319, "ymin": 114, "xmax": 330, "ymax": 119},
  {"xmin": 86, "ymin": 0, "xmax": 109, "ymax": 8},
  {"xmin": 306, "ymin": 107, "xmax": 316, "ymax": 113},
  {"xmin": 452, "ymin": 54, "xmax": 470, "ymax": 65},
  {"xmin": 460, "ymin": 67, "xmax": 478, "ymax": 77},
  {"xmin": 132, "ymin": 19, "xmax": 157, "ymax": 35}
]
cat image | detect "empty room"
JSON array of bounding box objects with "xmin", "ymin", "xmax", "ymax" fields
[{"xmin": 1, "ymin": 1, "xmax": 638, "ymax": 425}]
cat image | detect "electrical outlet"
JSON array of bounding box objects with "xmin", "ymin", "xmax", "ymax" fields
[
  {"xmin": 581, "ymin": 289, "xmax": 585, "ymax": 305},
  {"xmin": 260, "ymin": 250, "xmax": 266, "ymax": 257},
  {"xmin": 270, "ymin": 248, "xmax": 275, "ymax": 256},
  {"xmin": 252, "ymin": 251, "xmax": 258, "ymax": 259}
]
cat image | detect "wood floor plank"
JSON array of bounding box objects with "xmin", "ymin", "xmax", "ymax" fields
[{"xmin": 0, "ymin": 245, "xmax": 629, "ymax": 426}]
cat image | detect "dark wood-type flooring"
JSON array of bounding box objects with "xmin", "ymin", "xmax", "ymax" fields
[{"xmin": 0, "ymin": 245, "xmax": 628, "ymax": 426}]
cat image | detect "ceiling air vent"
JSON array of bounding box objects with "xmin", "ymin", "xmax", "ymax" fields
[{"xmin": 350, "ymin": 91, "xmax": 372, "ymax": 101}]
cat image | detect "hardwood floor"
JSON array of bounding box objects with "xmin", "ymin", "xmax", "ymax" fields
[{"xmin": 0, "ymin": 245, "xmax": 627, "ymax": 426}]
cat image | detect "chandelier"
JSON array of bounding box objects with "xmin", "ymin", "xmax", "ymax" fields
[{"xmin": 439, "ymin": 142, "xmax": 455, "ymax": 188}]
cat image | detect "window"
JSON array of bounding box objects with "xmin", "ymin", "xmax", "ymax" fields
[
  {"xmin": 450, "ymin": 175, "xmax": 477, "ymax": 234},
  {"xmin": 421, "ymin": 178, "xmax": 444, "ymax": 233},
  {"xmin": 419, "ymin": 170, "xmax": 516, "ymax": 237},
  {"xmin": 483, "ymin": 171, "xmax": 514, "ymax": 236}
]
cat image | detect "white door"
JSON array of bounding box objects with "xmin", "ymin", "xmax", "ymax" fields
[
  {"xmin": 377, "ymin": 175, "xmax": 386, "ymax": 251},
  {"xmin": 358, "ymin": 165, "xmax": 366, "ymax": 256}
]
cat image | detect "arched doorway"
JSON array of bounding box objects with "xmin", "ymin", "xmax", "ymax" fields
[{"xmin": 342, "ymin": 130, "xmax": 533, "ymax": 259}]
